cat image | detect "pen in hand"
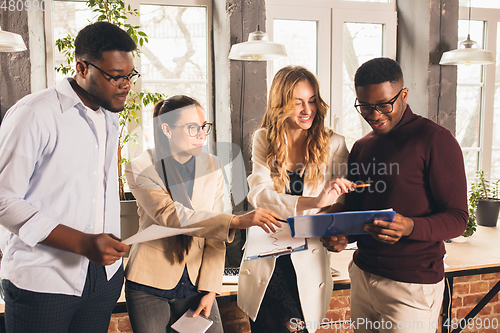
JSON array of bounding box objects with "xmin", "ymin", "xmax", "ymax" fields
[
  {"xmin": 258, "ymin": 246, "xmax": 293, "ymax": 257},
  {"xmin": 353, "ymin": 183, "xmax": 371, "ymax": 188}
]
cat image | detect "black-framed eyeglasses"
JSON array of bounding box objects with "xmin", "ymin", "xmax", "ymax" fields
[
  {"xmin": 354, "ymin": 88, "xmax": 405, "ymax": 116},
  {"xmin": 172, "ymin": 122, "xmax": 213, "ymax": 137},
  {"xmin": 84, "ymin": 61, "xmax": 141, "ymax": 87}
]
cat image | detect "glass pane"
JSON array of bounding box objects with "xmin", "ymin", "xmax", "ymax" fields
[
  {"xmin": 52, "ymin": 1, "xmax": 95, "ymax": 84},
  {"xmin": 459, "ymin": 0, "xmax": 500, "ymax": 9},
  {"xmin": 492, "ymin": 87, "xmax": 500, "ymax": 180},
  {"xmin": 491, "ymin": 25, "xmax": 500, "ymax": 179},
  {"xmin": 497, "ymin": 24, "xmax": 500, "ymax": 85},
  {"xmin": 456, "ymin": 86, "xmax": 481, "ymax": 148},
  {"xmin": 342, "ymin": 22, "xmax": 383, "ymax": 149},
  {"xmin": 463, "ymin": 150, "xmax": 480, "ymax": 181},
  {"xmin": 272, "ymin": 19, "xmax": 317, "ymax": 77},
  {"xmin": 342, "ymin": 86, "xmax": 372, "ymax": 148},
  {"xmin": 456, "ymin": 19, "xmax": 487, "ymax": 183},
  {"xmin": 457, "ymin": 20, "xmax": 485, "ymax": 83},
  {"xmin": 140, "ymin": 4, "xmax": 208, "ymax": 150}
]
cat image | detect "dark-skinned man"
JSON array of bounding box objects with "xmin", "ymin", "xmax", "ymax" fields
[
  {"xmin": 322, "ymin": 57, "xmax": 467, "ymax": 332},
  {"xmin": 0, "ymin": 22, "xmax": 138, "ymax": 333}
]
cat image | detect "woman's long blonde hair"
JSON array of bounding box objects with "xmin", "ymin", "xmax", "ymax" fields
[{"xmin": 261, "ymin": 65, "xmax": 332, "ymax": 193}]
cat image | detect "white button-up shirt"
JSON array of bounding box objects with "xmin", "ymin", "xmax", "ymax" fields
[{"xmin": 0, "ymin": 78, "xmax": 122, "ymax": 296}]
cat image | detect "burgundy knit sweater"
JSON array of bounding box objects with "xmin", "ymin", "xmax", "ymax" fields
[{"xmin": 345, "ymin": 105, "xmax": 468, "ymax": 284}]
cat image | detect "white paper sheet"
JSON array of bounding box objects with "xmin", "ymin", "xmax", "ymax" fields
[
  {"xmin": 171, "ymin": 309, "xmax": 213, "ymax": 333},
  {"xmin": 122, "ymin": 225, "xmax": 203, "ymax": 245},
  {"xmin": 244, "ymin": 224, "xmax": 307, "ymax": 261}
]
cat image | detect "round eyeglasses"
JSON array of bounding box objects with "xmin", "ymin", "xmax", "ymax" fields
[
  {"xmin": 354, "ymin": 88, "xmax": 405, "ymax": 116},
  {"xmin": 84, "ymin": 61, "xmax": 141, "ymax": 87},
  {"xmin": 172, "ymin": 122, "xmax": 213, "ymax": 137}
]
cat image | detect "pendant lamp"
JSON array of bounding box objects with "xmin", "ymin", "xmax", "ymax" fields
[
  {"xmin": 0, "ymin": 27, "xmax": 27, "ymax": 52},
  {"xmin": 228, "ymin": 0, "xmax": 287, "ymax": 61},
  {"xmin": 439, "ymin": 0, "xmax": 495, "ymax": 66}
]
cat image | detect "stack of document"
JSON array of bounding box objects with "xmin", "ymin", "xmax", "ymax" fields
[{"xmin": 244, "ymin": 223, "xmax": 307, "ymax": 261}]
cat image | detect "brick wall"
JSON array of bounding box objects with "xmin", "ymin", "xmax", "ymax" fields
[
  {"xmin": 217, "ymin": 290, "xmax": 355, "ymax": 333},
  {"xmin": 108, "ymin": 273, "xmax": 500, "ymax": 333},
  {"xmin": 447, "ymin": 273, "xmax": 500, "ymax": 333},
  {"xmin": 219, "ymin": 302, "xmax": 251, "ymax": 333},
  {"xmin": 108, "ymin": 313, "xmax": 132, "ymax": 333}
]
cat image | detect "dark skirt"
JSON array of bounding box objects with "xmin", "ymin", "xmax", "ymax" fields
[{"xmin": 250, "ymin": 255, "xmax": 309, "ymax": 333}]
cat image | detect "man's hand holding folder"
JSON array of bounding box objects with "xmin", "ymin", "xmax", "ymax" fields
[
  {"xmin": 363, "ymin": 212, "xmax": 415, "ymax": 245},
  {"xmin": 320, "ymin": 211, "xmax": 415, "ymax": 251},
  {"xmin": 320, "ymin": 235, "xmax": 348, "ymax": 252},
  {"xmin": 287, "ymin": 209, "xmax": 396, "ymax": 238}
]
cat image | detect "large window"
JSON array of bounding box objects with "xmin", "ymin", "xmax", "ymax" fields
[
  {"xmin": 135, "ymin": 2, "xmax": 211, "ymax": 151},
  {"xmin": 46, "ymin": 0, "xmax": 212, "ymax": 158},
  {"xmin": 456, "ymin": 19, "xmax": 486, "ymax": 180},
  {"xmin": 342, "ymin": 22, "xmax": 385, "ymax": 147},
  {"xmin": 493, "ymin": 24, "xmax": 500, "ymax": 178},
  {"xmin": 47, "ymin": 1, "xmax": 94, "ymax": 86},
  {"xmin": 459, "ymin": 0, "xmax": 500, "ymax": 10},
  {"xmin": 272, "ymin": 19, "xmax": 318, "ymax": 75},
  {"xmin": 455, "ymin": 3, "xmax": 499, "ymax": 181},
  {"xmin": 266, "ymin": 0, "xmax": 397, "ymax": 149}
]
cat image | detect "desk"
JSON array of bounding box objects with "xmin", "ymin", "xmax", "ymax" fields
[
  {"xmin": 330, "ymin": 226, "xmax": 500, "ymax": 333},
  {"xmin": 219, "ymin": 225, "xmax": 500, "ymax": 295},
  {"xmin": 440, "ymin": 226, "xmax": 500, "ymax": 333},
  {"xmin": 215, "ymin": 249, "xmax": 353, "ymax": 304},
  {"xmin": 1, "ymin": 227, "xmax": 498, "ymax": 332},
  {"xmin": 215, "ymin": 226, "xmax": 500, "ymax": 332}
]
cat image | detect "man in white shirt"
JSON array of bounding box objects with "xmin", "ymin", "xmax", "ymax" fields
[{"xmin": 0, "ymin": 21, "xmax": 138, "ymax": 332}]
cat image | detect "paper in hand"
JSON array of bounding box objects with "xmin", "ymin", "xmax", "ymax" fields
[
  {"xmin": 171, "ymin": 309, "xmax": 213, "ymax": 333},
  {"xmin": 122, "ymin": 224, "xmax": 203, "ymax": 245},
  {"xmin": 243, "ymin": 223, "xmax": 307, "ymax": 261}
]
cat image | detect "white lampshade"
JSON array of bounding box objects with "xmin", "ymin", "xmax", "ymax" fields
[
  {"xmin": 0, "ymin": 28, "xmax": 27, "ymax": 52},
  {"xmin": 229, "ymin": 30, "xmax": 287, "ymax": 61},
  {"xmin": 440, "ymin": 35, "xmax": 495, "ymax": 66}
]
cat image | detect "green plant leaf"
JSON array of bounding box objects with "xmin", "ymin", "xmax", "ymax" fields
[{"xmin": 55, "ymin": 0, "xmax": 168, "ymax": 200}]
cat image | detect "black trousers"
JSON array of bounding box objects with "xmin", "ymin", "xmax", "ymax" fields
[{"xmin": 3, "ymin": 262, "xmax": 124, "ymax": 333}]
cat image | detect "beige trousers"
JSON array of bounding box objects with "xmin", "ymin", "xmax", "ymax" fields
[{"xmin": 348, "ymin": 260, "xmax": 444, "ymax": 333}]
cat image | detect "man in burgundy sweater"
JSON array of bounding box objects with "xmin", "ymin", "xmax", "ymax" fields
[{"xmin": 322, "ymin": 57, "xmax": 468, "ymax": 332}]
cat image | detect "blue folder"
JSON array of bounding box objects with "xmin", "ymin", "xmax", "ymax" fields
[{"xmin": 287, "ymin": 209, "xmax": 396, "ymax": 238}]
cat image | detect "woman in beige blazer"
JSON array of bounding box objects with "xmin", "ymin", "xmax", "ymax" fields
[
  {"xmin": 124, "ymin": 95, "xmax": 281, "ymax": 333},
  {"xmin": 237, "ymin": 66, "xmax": 351, "ymax": 333}
]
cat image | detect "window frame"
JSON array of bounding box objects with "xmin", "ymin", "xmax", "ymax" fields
[
  {"xmin": 265, "ymin": 0, "xmax": 397, "ymax": 134},
  {"xmin": 458, "ymin": 6, "xmax": 499, "ymax": 177},
  {"xmin": 44, "ymin": 0, "xmax": 214, "ymax": 157},
  {"xmin": 266, "ymin": 5, "xmax": 332, "ymax": 116}
]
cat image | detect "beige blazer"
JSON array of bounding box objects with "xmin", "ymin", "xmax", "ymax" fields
[
  {"xmin": 238, "ymin": 128, "xmax": 349, "ymax": 330},
  {"xmin": 124, "ymin": 149, "xmax": 235, "ymax": 294}
]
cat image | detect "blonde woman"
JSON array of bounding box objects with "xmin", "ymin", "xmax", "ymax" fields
[
  {"xmin": 238, "ymin": 66, "xmax": 352, "ymax": 333},
  {"xmin": 124, "ymin": 95, "xmax": 281, "ymax": 333}
]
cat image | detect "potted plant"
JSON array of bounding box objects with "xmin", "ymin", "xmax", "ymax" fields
[
  {"xmin": 468, "ymin": 170, "xmax": 500, "ymax": 228},
  {"xmin": 55, "ymin": 0, "xmax": 165, "ymax": 240}
]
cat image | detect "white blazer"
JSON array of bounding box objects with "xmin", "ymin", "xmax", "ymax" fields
[{"xmin": 237, "ymin": 128, "xmax": 349, "ymax": 331}]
